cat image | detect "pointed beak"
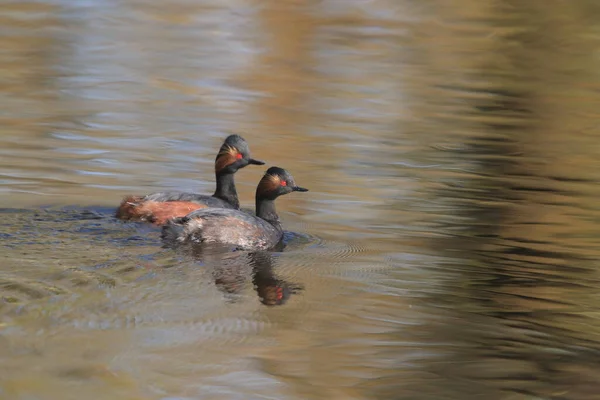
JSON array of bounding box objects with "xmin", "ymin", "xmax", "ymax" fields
[
  {"xmin": 248, "ymin": 158, "xmax": 265, "ymax": 165},
  {"xmin": 292, "ymin": 186, "xmax": 308, "ymax": 192}
]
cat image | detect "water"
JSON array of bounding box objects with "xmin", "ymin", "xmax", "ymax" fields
[{"xmin": 2, "ymin": 1, "xmax": 600, "ymax": 399}]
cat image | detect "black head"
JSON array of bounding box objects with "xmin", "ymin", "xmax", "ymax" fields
[
  {"xmin": 256, "ymin": 166, "xmax": 309, "ymax": 200},
  {"xmin": 214, "ymin": 134, "xmax": 265, "ymax": 174}
]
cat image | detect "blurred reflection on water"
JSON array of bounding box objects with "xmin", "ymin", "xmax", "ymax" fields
[{"xmin": 2, "ymin": 0, "xmax": 600, "ymax": 399}]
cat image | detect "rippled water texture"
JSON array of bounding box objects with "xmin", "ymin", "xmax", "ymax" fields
[{"xmin": 3, "ymin": 1, "xmax": 600, "ymax": 399}]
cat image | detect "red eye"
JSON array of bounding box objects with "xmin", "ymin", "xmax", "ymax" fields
[
  {"xmin": 280, "ymin": 180, "xmax": 287, "ymax": 187},
  {"xmin": 236, "ymin": 153, "xmax": 243, "ymax": 160}
]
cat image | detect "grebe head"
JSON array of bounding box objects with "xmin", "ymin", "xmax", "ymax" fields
[
  {"xmin": 215, "ymin": 134, "xmax": 265, "ymax": 174},
  {"xmin": 256, "ymin": 166, "xmax": 308, "ymax": 200}
]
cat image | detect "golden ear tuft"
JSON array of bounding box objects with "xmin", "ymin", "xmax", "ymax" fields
[
  {"xmin": 220, "ymin": 145, "xmax": 239, "ymax": 158},
  {"xmin": 258, "ymin": 172, "xmax": 281, "ymax": 193},
  {"xmin": 215, "ymin": 145, "xmax": 241, "ymax": 172},
  {"xmin": 267, "ymin": 173, "xmax": 281, "ymax": 185}
]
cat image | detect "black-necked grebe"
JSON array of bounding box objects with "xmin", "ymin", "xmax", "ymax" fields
[
  {"xmin": 161, "ymin": 167, "xmax": 308, "ymax": 250},
  {"xmin": 115, "ymin": 134, "xmax": 264, "ymax": 225}
]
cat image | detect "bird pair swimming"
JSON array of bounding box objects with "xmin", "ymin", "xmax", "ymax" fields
[{"xmin": 115, "ymin": 135, "xmax": 308, "ymax": 251}]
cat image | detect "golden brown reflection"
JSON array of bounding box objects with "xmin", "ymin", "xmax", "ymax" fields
[
  {"xmin": 2, "ymin": 0, "xmax": 600, "ymax": 399},
  {"xmin": 379, "ymin": 1, "xmax": 600, "ymax": 399}
]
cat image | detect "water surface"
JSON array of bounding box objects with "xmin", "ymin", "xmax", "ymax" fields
[{"xmin": 2, "ymin": 1, "xmax": 600, "ymax": 399}]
